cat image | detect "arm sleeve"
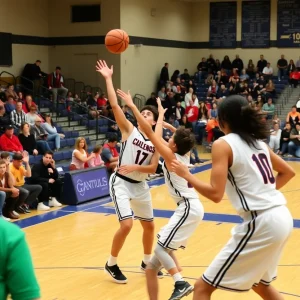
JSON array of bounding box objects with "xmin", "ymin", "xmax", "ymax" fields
[
  {"xmin": 31, "ymin": 165, "xmax": 48, "ymax": 183},
  {"xmin": 101, "ymin": 148, "xmax": 112, "ymax": 162},
  {"xmin": 41, "ymin": 123, "xmax": 57, "ymax": 134},
  {"xmin": 6, "ymin": 229, "xmax": 41, "ymax": 300}
]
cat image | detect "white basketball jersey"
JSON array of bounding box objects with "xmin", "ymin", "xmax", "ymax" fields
[
  {"xmin": 162, "ymin": 153, "xmax": 199, "ymax": 203},
  {"xmin": 118, "ymin": 127, "xmax": 155, "ymax": 182},
  {"xmin": 221, "ymin": 133, "xmax": 286, "ymax": 215}
]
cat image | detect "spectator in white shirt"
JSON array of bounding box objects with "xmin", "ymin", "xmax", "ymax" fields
[
  {"xmin": 269, "ymin": 123, "xmax": 282, "ymax": 152},
  {"xmin": 262, "ymin": 62, "xmax": 273, "ymax": 81}
]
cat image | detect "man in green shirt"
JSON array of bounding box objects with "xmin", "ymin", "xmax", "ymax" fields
[
  {"xmin": 0, "ymin": 219, "xmax": 40, "ymax": 300},
  {"xmin": 262, "ymin": 98, "xmax": 275, "ymax": 119}
]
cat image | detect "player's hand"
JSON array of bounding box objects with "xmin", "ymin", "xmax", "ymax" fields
[
  {"xmin": 117, "ymin": 89, "xmax": 134, "ymax": 107},
  {"xmin": 171, "ymin": 160, "xmax": 190, "ymax": 179},
  {"xmin": 117, "ymin": 165, "xmax": 137, "ymax": 175},
  {"xmin": 96, "ymin": 60, "xmax": 113, "ymax": 79},
  {"xmin": 156, "ymin": 97, "xmax": 167, "ymax": 115}
]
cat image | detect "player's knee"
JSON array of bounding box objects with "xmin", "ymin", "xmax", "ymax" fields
[
  {"xmin": 120, "ymin": 219, "xmax": 133, "ymax": 234},
  {"xmin": 141, "ymin": 220, "xmax": 154, "ymax": 232},
  {"xmin": 153, "ymin": 244, "xmax": 167, "ymax": 259},
  {"xmin": 194, "ymin": 279, "xmax": 215, "ymax": 296}
]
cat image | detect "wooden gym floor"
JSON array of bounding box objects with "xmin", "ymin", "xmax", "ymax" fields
[{"xmin": 13, "ymin": 155, "xmax": 300, "ymax": 300}]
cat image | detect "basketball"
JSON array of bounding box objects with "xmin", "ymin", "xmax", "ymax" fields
[{"xmin": 105, "ymin": 29, "xmax": 129, "ymax": 54}]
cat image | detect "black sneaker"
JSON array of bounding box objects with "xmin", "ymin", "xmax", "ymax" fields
[
  {"xmin": 16, "ymin": 206, "xmax": 26, "ymax": 214},
  {"xmin": 21, "ymin": 204, "xmax": 31, "ymax": 213},
  {"xmin": 140, "ymin": 261, "xmax": 164, "ymax": 279},
  {"xmin": 104, "ymin": 263, "xmax": 127, "ymax": 284},
  {"xmin": 169, "ymin": 281, "xmax": 193, "ymax": 300}
]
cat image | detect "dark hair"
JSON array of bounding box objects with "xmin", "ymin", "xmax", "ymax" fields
[
  {"xmin": 140, "ymin": 105, "xmax": 159, "ymax": 122},
  {"xmin": 292, "ymin": 105, "xmax": 297, "ymax": 109},
  {"xmin": 7, "ymin": 84, "xmax": 13, "ymax": 88},
  {"xmin": 173, "ymin": 127, "xmax": 195, "ymax": 156},
  {"xmin": 44, "ymin": 151, "xmax": 53, "ymax": 157},
  {"xmin": 0, "ymin": 152, "xmax": 10, "ymax": 159},
  {"xmin": 93, "ymin": 145, "xmax": 103, "ymax": 153},
  {"xmin": 218, "ymin": 95, "xmax": 269, "ymax": 148},
  {"xmin": 108, "ymin": 134, "xmax": 118, "ymax": 143},
  {"xmin": 164, "ymin": 63, "xmax": 168, "ymax": 66},
  {"xmin": 12, "ymin": 153, "xmax": 23, "ymax": 161},
  {"xmin": 56, "ymin": 66, "xmax": 61, "ymax": 70},
  {"xmin": 7, "ymin": 95, "xmax": 14, "ymax": 100},
  {"xmin": 36, "ymin": 60, "xmax": 41, "ymax": 63}
]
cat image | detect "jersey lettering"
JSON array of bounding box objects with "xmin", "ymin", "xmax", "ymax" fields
[{"xmin": 132, "ymin": 138, "xmax": 155, "ymax": 153}]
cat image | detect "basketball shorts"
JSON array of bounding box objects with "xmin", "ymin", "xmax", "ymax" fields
[
  {"xmin": 203, "ymin": 205, "xmax": 293, "ymax": 292},
  {"xmin": 158, "ymin": 198, "xmax": 204, "ymax": 250},
  {"xmin": 109, "ymin": 173, "xmax": 153, "ymax": 222}
]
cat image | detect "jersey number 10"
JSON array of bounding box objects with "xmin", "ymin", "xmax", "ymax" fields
[
  {"xmin": 135, "ymin": 150, "xmax": 149, "ymax": 165},
  {"xmin": 252, "ymin": 153, "xmax": 275, "ymax": 184}
]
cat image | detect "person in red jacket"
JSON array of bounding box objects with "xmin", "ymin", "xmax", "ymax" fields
[
  {"xmin": 47, "ymin": 67, "xmax": 68, "ymax": 103},
  {"xmin": 0, "ymin": 125, "xmax": 23, "ymax": 153},
  {"xmin": 185, "ymin": 97, "xmax": 199, "ymax": 133}
]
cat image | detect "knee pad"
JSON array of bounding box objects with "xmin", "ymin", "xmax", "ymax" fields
[{"xmin": 148, "ymin": 256, "xmax": 161, "ymax": 271}]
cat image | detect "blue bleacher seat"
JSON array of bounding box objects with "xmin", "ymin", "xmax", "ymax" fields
[
  {"xmin": 60, "ymin": 139, "xmax": 67, "ymax": 148},
  {"xmin": 62, "ymin": 150, "xmax": 72, "ymax": 160},
  {"xmin": 66, "ymin": 138, "xmax": 75, "ymax": 147},
  {"xmin": 48, "ymin": 141, "xmax": 55, "ymax": 150},
  {"xmin": 53, "ymin": 152, "xmax": 64, "ymax": 161},
  {"xmin": 64, "ymin": 131, "xmax": 72, "ymax": 138},
  {"xmin": 86, "ymin": 137, "xmax": 90, "ymax": 145},
  {"xmin": 72, "ymin": 131, "xmax": 79, "ymax": 138}
]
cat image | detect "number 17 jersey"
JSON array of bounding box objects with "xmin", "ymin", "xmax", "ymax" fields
[
  {"xmin": 118, "ymin": 127, "xmax": 155, "ymax": 182},
  {"xmin": 220, "ymin": 133, "xmax": 286, "ymax": 216}
]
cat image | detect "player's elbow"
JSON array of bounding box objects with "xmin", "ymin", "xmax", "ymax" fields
[{"xmin": 211, "ymin": 195, "xmax": 222, "ymax": 203}]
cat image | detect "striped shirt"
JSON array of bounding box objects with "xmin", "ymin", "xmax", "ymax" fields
[{"xmin": 10, "ymin": 110, "xmax": 26, "ymax": 128}]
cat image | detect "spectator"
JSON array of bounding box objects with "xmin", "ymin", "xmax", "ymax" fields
[
  {"xmin": 207, "ymin": 80, "xmax": 219, "ymax": 98},
  {"xmin": 232, "ymin": 54, "xmax": 244, "ymax": 74},
  {"xmin": 214, "ymin": 59, "xmax": 221, "ymax": 73},
  {"xmin": 159, "ymin": 63, "xmax": 169, "ymax": 86},
  {"xmin": 121, "ymin": 105, "xmax": 136, "ymax": 125},
  {"xmin": 0, "ymin": 105, "xmax": 12, "ymax": 134},
  {"xmin": 197, "ymin": 58, "xmax": 208, "ymax": 79},
  {"xmin": 262, "ymin": 98, "xmax": 275, "ymax": 119},
  {"xmin": 48, "ymin": 66, "xmax": 68, "ymax": 103},
  {"xmin": 101, "ymin": 135, "xmax": 119, "ymax": 171},
  {"xmin": 26, "ymin": 105, "xmax": 39, "ymax": 126},
  {"xmin": 30, "ymin": 117, "xmax": 52, "ymax": 154},
  {"xmin": 221, "ymin": 55, "xmax": 232, "ymax": 75},
  {"xmin": 22, "ymin": 95, "xmax": 38, "ymax": 114},
  {"xmin": 88, "ymin": 145, "xmax": 105, "ymax": 168},
  {"xmin": 158, "ymin": 86, "xmax": 166, "ymax": 101},
  {"xmin": 171, "ymin": 70, "xmax": 180, "ymax": 83},
  {"xmin": 296, "ymin": 56, "xmax": 300, "ymax": 71},
  {"xmin": 279, "ymin": 122, "xmax": 291, "ymax": 156},
  {"xmin": 296, "ymin": 98, "xmax": 300, "ymax": 113},
  {"xmin": 184, "ymin": 87, "xmax": 194, "ymax": 107},
  {"xmin": 288, "ymin": 122, "xmax": 300, "ymax": 157},
  {"xmin": 269, "ymin": 123, "xmax": 282, "ymax": 152},
  {"xmin": 0, "ymin": 217, "xmax": 41, "ymax": 299},
  {"xmin": 4, "ymin": 96, "xmax": 16, "ymax": 114},
  {"xmin": 262, "ymin": 62, "xmax": 273, "ymax": 81},
  {"xmin": 277, "ymin": 54, "xmax": 288, "ymax": 81},
  {"xmin": 208, "ymin": 102, "xmax": 218, "ymax": 119},
  {"xmin": 146, "ymin": 93, "xmax": 158, "ymax": 107},
  {"xmin": 287, "ymin": 59, "xmax": 296, "ymax": 77},
  {"xmin": 196, "ymin": 101, "xmax": 209, "ymax": 144},
  {"xmin": 272, "ymin": 114, "xmax": 281, "ymax": 128},
  {"xmin": 207, "ymin": 54, "xmax": 216, "ymax": 74},
  {"xmin": 70, "ymin": 137, "xmax": 95, "ymax": 170},
  {"xmin": 0, "ymin": 152, "xmax": 11, "ymax": 167},
  {"xmin": 185, "ymin": 99, "xmax": 199, "ymax": 132},
  {"xmin": 31, "ymin": 151, "xmax": 62, "ymax": 209},
  {"xmin": 0, "ymin": 125, "xmax": 23, "ymax": 153},
  {"xmin": 18, "ymin": 122, "xmax": 39, "ymax": 156},
  {"xmin": 239, "ymin": 69, "xmax": 249, "ymax": 82},
  {"xmin": 10, "ymin": 101, "xmax": 26, "ymax": 128},
  {"xmin": 217, "ymin": 84, "xmax": 229, "ymax": 99},
  {"xmin": 180, "ymin": 69, "xmax": 190, "ymax": 81},
  {"xmin": 17, "ymin": 91, "xmax": 25, "ymax": 102},
  {"xmin": 42, "ymin": 114, "xmax": 62, "ymax": 151},
  {"xmin": 173, "ymin": 100, "xmax": 185, "ymax": 125},
  {"xmin": 265, "ymin": 79, "xmax": 276, "ymax": 99},
  {"xmin": 9, "ymin": 153, "xmax": 42, "ymax": 213},
  {"xmin": 246, "ymin": 59, "xmax": 256, "ymax": 78},
  {"xmin": 182, "ymin": 114, "xmax": 193, "ymax": 130},
  {"xmin": 0, "ymin": 159, "xmax": 19, "ymax": 220},
  {"xmin": 5, "ymin": 84, "xmax": 19, "ymax": 101},
  {"xmin": 257, "ymin": 54, "xmax": 267, "ymax": 73},
  {"xmin": 97, "ymin": 92, "xmax": 108, "ymax": 108},
  {"xmin": 286, "ymin": 105, "xmax": 300, "ymax": 127}
]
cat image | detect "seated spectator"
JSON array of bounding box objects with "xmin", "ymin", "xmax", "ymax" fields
[
  {"xmin": 101, "ymin": 135, "xmax": 119, "ymax": 171},
  {"xmin": 4, "ymin": 96, "xmax": 16, "ymax": 114},
  {"xmin": 288, "ymin": 122, "xmax": 300, "ymax": 157},
  {"xmin": 22, "ymin": 95, "xmax": 38, "ymax": 114},
  {"xmin": 185, "ymin": 99, "xmax": 199, "ymax": 132},
  {"xmin": 286, "ymin": 105, "xmax": 300, "ymax": 127},
  {"xmin": 272, "ymin": 114, "xmax": 281, "ymax": 128},
  {"xmin": 208, "ymin": 102, "xmax": 218, "ymax": 119},
  {"xmin": 0, "ymin": 105, "xmax": 13, "ymax": 134},
  {"xmin": 41, "ymin": 114, "xmax": 62, "ymax": 151},
  {"xmin": 87, "ymin": 93, "xmax": 101, "ymax": 119},
  {"xmin": 88, "ymin": 145, "xmax": 105, "ymax": 168},
  {"xmin": 229, "ymin": 68, "xmax": 240, "ymax": 81},
  {"xmin": 239, "ymin": 69, "xmax": 249, "ymax": 82},
  {"xmin": 30, "ymin": 117, "xmax": 52, "ymax": 154},
  {"xmin": 0, "ymin": 125, "xmax": 23, "ymax": 153},
  {"xmin": 48, "ymin": 66, "xmax": 68, "ymax": 103},
  {"xmin": 197, "ymin": 57, "xmax": 208, "ymax": 79},
  {"xmin": 70, "ymin": 137, "xmax": 95, "ymax": 170},
  {"xmin": 173, "ymin": 100, "xmax": 185, "ymax": 125},
  {"xmin": 26, "ymin": 105, "xmax": 39, "ymax": 126},
  {"xmin": 240, "ymin": 82, "xmax": 251, "ymax": 96},
  {"xmin": 184, "ymin": 88, "xmax": 194, "ymax": 107},
  {"xmin": 289, "ymin": 70, "xmax": 300, "ymax": 88},
  {"xmin": 31, "ymin": 151, "xmax": 62, "ymax": 209},
  {"xmin": 0, "ymin": 159, "xmax": 19, "ymax": 220},
  {"xmin": 185, "ymin": 80, "xmax": 195, "ymax": 92},
  {"xmin": 217, "ymin": 84, "xmax": 229, "ymax": 99},
  {"xmin": 269, "ymin": 123, "xmax": 282, "ymax": 152},
  {"xmin": 18, "ymin": 122, "xmax": 39, "ymax": 155},
  {"xmin": 9, "ymin": 153, "xmax": 42, "ymax": 212},
  {"xmin": 5, "ymin": 84, "xmax": 19, "ymax": 101},
  {"xmin": 10, "ymin": 101, "xmax": 26, "ymax": 128},
  {"xmin": 214, "ymin": 59, "xmax": 221, "ymax": 73},
  {"xmin": 97, "ymin": 93, "xmax": 108, "ymax": 108},
  {"xmin": 180, "ymin": 69, "xmax": 190, "ymax": 81},
  {"xmin": 207, "ymin": 80, "xmax": 219, "ymax": 98},
  {"xmin": 287, "ymin": 59, "xmax": 296, "ymax": 77},
  {"xmin": 262, "ymin": 98, "xmax": 275, "ymax": 119},
  {"xmin": 181, "ymin": 114, "xmax": 192, "ymax": 130},
  {"xmin": 17, "ymin": 91, "xmax": 25, "ymax": 102},
  {"xmin": 262, "ymin": 62, "xmax": 273, "ymax": 81},
  {"xmin": 158, "ymin": 86, "xmax": 166, "ymax": 101},
  {"xmin": 279, "ymin": 122, "xmax": 291, "ymax": 156},
  {"xmin": 170, "ymin": 70, "xmax": 180, "ymax": 83},
  {"xmin": 265, "ymin": 79, "xmax": 276, "ymax": 99},
  {"xmin": 195, "ymin": 101, "xmax": 209, "ymax": 144}
]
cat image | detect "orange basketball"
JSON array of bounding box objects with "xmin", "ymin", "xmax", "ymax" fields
[{"xmin": 105, "ymin": 29, "xmax": 129, "ymax": 54}]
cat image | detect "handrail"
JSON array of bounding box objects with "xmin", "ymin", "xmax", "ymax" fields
[
  {"xmin": 0, "ymin": 71, "xmax": 16, "ymax": 85},
  {"xmin": 15, "ymin": 75, "xmax": 34, "ymax": 88}
]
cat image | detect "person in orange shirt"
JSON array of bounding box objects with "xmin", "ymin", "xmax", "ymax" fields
[{"xmin": 286, "ymin": 105, "xmax": 300, "ymax": 128}]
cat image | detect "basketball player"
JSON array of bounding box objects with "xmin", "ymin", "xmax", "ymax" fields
[
  {"xmin": 96, "ymin": 60, "xmax": 162, "ymax": 283},
  {"xmin": 171, "ymin": 95, "xmax": 295, "ymax": 300},
  {"xmin": 117, "ymin": 90, "xmax": 204, "ymax": 300}
]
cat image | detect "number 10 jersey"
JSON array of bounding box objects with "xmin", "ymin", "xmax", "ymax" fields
[
  {"xmin": 220, "ymin": 133, "xmax": 286, "ymax": 216},
  {"xmin": 118, "ymin": 127, "xmax": 156, "ymax": 182}
]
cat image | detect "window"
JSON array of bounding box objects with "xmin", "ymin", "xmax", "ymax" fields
[{"xmin": 71, "ymin": 4, "xmax": 101, "ymax": 23}]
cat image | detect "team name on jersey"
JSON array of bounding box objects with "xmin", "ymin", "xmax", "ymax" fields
[{"xmin": 132, "ymin": 138, "xmax": 155, "ymax": 153}]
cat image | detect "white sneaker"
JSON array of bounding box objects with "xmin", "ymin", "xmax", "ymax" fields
[
  {"xmin": 37, "ymin": 203, "xmax": 50, "ymax": 211},
  {"xmin": 12, "ymin": 211, "xmax": 20, "ymax": 217},
  {"xmin": 49, "ymin": 197, "xmax": 62, "ymax": 207},
  {"xmin": 1, "ymin": 216, "xmax": 11, "ymax": 221}
]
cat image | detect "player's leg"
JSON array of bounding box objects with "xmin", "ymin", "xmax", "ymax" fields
[
  {"xmin": 252, "ymin": 284, "xmax": 284, "ymax": 300},
  {"xmin": 193, "ymin": 278, "xmax": 216, "ymax": 300},
  {"xmin": 139, "ymin": 220, "xmax": 155, "ymax": 264},
  {"xmin": 146, "ymin": 255, "xmax": 162, "ymax": 300},
  {"xmin": 170, "ymin": 251, "xmax": 182, "ymax": 272}
]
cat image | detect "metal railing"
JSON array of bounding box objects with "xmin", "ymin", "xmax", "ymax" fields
[
  {"xmin": 0, "ymin": 71, "xmax": 16, "ymax": 86},
  {"xmin": 133, "ymin": 94, "xmax": 146, "ymax": 110}
]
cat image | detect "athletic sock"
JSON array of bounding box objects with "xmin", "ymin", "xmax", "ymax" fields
[
  {"xmin": 172, "ymin": 272, "xmax": 184, "ymax": 283},
  {"xmin": 143, "ymin": 254, "xmax": 152, "ymax": 264},
  {"xmin": 107, "ymin": 255, "xmax": 118, "ymax": 267}
]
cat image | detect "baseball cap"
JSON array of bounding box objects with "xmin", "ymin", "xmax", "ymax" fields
[{"xmin": 5, "ymin": 125, "xmax": 14, "ymax": 130}]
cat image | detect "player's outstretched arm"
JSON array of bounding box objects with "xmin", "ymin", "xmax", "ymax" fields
[
  {"xmin": 96, "ymin": 60, "xmax": 133, "ymax": 137},
  {"xmin": 171, "ymin": 139, "xmax": 229, "ymax": 203},
  {"xmin": 117, "ymin": 89, "xmax": 174, "ymax": 163}
]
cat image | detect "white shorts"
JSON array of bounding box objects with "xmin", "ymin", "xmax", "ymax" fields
[
  {"xmin": 158, "ymin": 198, "xmax": 204, "ymax": 250},
  {"xmin": 203, "ymin": 205, "xmax": 293, "ymax": 292},
  {"xmin": 109, "ymin": 173, "xmax": 153, "ymax": 222}
]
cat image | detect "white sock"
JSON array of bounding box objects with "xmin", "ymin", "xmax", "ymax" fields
[
  {"xmin": 172, "ymin": 272, "xmax": 184, "ymax": 283},
  {"xmin": 107, "ymin": 255, "xmax": 118, "ymax": 267},
  {"xmin": 143, "ymin": 254, "xmax": 152, "ymax": 264}
]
